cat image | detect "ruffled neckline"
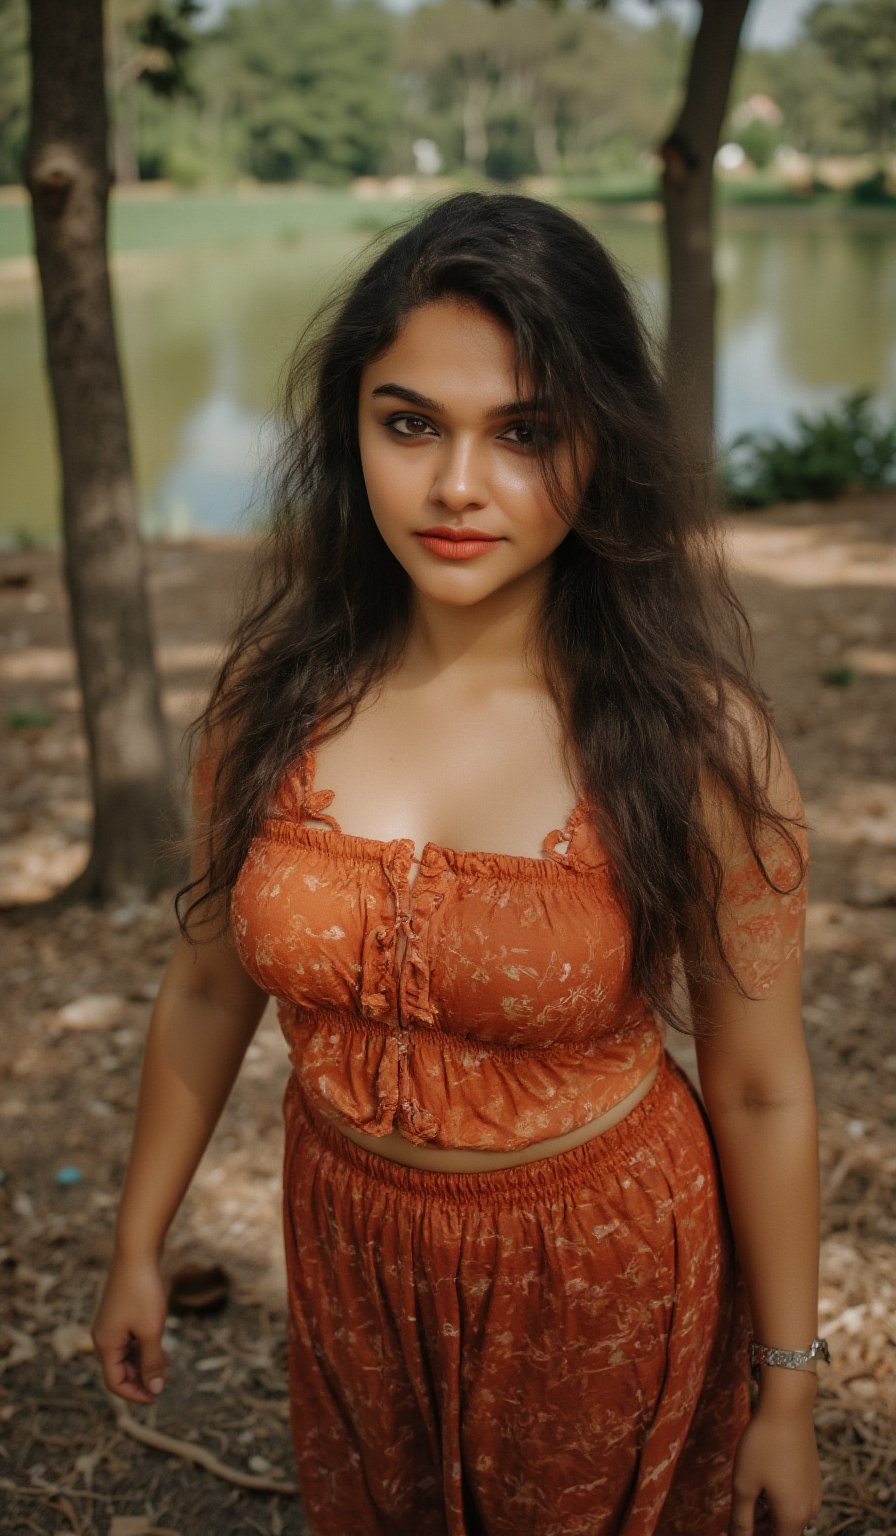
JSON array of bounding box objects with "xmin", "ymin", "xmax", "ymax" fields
[{"xmin": 267, "ymin": 740, "xmax": 603, "ymax": 879}]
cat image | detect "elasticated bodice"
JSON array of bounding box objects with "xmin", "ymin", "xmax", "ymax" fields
[{"xmin": 228, "ymin": 742, "xmax": 808, "ymax": 1150}]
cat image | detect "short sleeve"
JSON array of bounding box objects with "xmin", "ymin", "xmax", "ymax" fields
[
  {"xmin": 713, "ymin": 804, "xmax": 809, "ymax": 996},
  {"xmin": 687, "ymin": 727, "xmax": 809, "ymax": 998}
]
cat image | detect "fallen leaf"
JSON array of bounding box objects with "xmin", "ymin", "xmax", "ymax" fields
[
  {"xmin": 56, "ymin": 993, "xmax": 125, "ymax": 1030},
  {"xmin": 74, "ymin": 1448, "xmax": 102, "ymax": 1488},
  {"xmin": 196, "ymin": 1353, "xmax": 230, "ymax": 1371},
  {"xmin": 51, "ymin": 1322, "xmax": 94, "ymax": 1361},
  {"xmin": 0, "ymin": 1326, "xmax": 37, "ymax": 1371}
]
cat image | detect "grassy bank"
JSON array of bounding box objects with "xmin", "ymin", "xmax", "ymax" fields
[
  {"xmin": 2, "ymin": 177, "xmax": 895, "ymax": 264},
  {"xmin": 0, "ymin": 186, "xmax": 431, "ymax": 265}
]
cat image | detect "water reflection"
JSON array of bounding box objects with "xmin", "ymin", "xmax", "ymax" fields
[
  {"xmin": 1, "ymin": 217, "xmax": 894, "ymax": 540},
  {"xmin": 150, "ymin": 376, "xmax": 277, "ymax": 536}
]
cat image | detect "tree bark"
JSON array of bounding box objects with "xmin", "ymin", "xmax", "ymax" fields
[
  {"xmin": 658, "ymin": 0, "xmax": 751, "ymax": 466},
  {"xmin": 533, "ymin": 114, "xmax": 558, "ymax": 175},
  {"xmin": 462, "ymin": 73, "xmax": 489, "ymax": 171},
  {"xmin": 24, "ymin": 0, "xmax": 185, "ymax": 902}
]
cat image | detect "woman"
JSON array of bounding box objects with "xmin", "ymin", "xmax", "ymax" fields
[{"xmin": 93, "ymin": 192, "xmax": 824, "ymax": 1536}]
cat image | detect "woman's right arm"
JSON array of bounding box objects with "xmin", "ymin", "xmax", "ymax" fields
[{"xmin": 92, "ymin": 754, "xmax": 269, "ymax": 1404}]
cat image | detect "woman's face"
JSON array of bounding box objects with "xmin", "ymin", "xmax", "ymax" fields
[{"xmin": 357, "ymin": 298, "xmax": 587, "ymax": 609}]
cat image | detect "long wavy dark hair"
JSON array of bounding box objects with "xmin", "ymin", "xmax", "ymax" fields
[{"xmin": 178, "ymin": 190, "xmax": 806, "ymax": 1032}]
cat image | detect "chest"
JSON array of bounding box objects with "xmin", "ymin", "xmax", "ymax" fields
[
  {"xmin": 231, "ymin": 822, "xmax": 636, "ymax": 1047},
  {"xmin": 300, "ymin": 686, "xmax": 583, "ymax": 876}
]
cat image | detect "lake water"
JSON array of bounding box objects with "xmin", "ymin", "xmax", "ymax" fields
[{"xmin": 2, "ymin": 206, "xmax": 895, "ymax": 541}]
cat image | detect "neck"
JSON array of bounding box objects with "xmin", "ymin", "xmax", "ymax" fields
[{"xmin": 403, "ymin": 566, "xmax": 548, "ymax": 687}]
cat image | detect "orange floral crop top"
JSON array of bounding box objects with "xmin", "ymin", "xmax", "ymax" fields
[{"xmin": 222, "ymin": 739, "xmax": 809, "ymax": 1152}]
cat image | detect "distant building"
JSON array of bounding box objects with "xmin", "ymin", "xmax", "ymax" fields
[{"xmin": 730, "ymin": 94, "xmax": 784, "ymax": 131}]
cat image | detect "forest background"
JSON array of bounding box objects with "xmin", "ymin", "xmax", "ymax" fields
[
  {"xmin": 1, "ymin": 1, "xmax": 895, "ymax": 1534},
  {"xmin": 1, "ymin": 0, "xmax": 896, "ymax": 192}
]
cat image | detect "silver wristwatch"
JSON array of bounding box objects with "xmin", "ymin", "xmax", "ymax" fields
[{"xmin": 749, "ymin": 1336, "xmax": 831, "ymax": 1376}]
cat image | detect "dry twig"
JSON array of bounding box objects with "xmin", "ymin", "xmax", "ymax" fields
[{"xmin": 110, "ymin": 1400, "xmax": 299, "ymax": 1496}]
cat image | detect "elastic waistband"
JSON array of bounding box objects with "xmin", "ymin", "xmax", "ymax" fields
[{"xmin": 286, "ymin": 1050, "xmax": 705, "ymax": 1205}]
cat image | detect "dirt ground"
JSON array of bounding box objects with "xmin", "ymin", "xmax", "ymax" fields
[{"xmin": 1, "ymin": 496, "xmax": 894, "ymax": 1535}]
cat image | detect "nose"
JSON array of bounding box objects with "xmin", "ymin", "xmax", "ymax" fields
[{"xmin": 429, "ymin": 434, "xmax": 489, "ymax": 511}]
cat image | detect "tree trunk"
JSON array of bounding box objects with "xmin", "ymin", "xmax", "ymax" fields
[
  {"xmin": 658, "ymin": 0, "xmax": 751, "ymax": 466},
  {"xmin": 109, "ymin": 85, "xmax": 141, "ymax": 185},
  {"xmin": 534, "ymin": 114, "xmax": 558, "ymax": 176},
  {"xmin": 24, "ymin": 0, "xmax": 185, "ymax": 902},
  {"xmin": 462, "ymin": 73, "xmax": 489, "ymax": 172}
]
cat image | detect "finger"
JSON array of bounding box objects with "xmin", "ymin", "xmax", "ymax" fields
[
  {"xmin": 729, "ymin": 1487, "xmax": 756, "ymax": 1536},
  {"xmin": 136, "ymin": 1333, "xmax": 170, "ymax": 1397},
  {"xmin": 94, "ymin": 1334, "xmax": 157, "ymax": 1405}
]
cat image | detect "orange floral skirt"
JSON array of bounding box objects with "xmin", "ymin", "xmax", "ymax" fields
[{"xmin": 281, "ymin": 1052, "xmax": 754, "ymax": 1535}]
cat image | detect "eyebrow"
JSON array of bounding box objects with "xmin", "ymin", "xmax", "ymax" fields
[{"xmin": 370, "ymin": 383, "xmax": 548, "ymax": 421}]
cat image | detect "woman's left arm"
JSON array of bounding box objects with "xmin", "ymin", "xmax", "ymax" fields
[
  {"xmin": 685, "ymin": 723, "xmax": 822, "ymax": 1536},
  {"xmin": 691, "ymin": 955, "xmax": 822, "ymax": 1536}
]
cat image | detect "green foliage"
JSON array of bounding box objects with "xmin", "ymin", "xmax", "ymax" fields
[
  {"xmin": 6, "ymin": 706, "xmax": 55, "ymax": 729},
  {"xmin": 1, "ymin": 0, "xmax": 893, "ymax": 189},
  {"xmin": 731, "ymin": 43, "xmax": 858, "ymax": 158},
  {"xmin": 805, "ymin": 0, "xmax": 896, "ymax": 155},
  {"xmin": 715, "ymin": 175, "xmax": 829, "ymax": 206},
  {"xmin": 398, "ymin": 1, "xmax": 686, "ymax": 182},
  {"xmin": 722, "ymin": 392, "xmax": 896, "ymax": 508},
  {"xmin": 732, "ymin": 118, "xmax": 781, "ymax": 171},
  {"xmin": 136, "ymin": 0, "xmax": 202, "ymax": 99},
  {"xmin": 214, "ymin": 0, "xmax": 400, "ymax": 184},
  {"xmin": 0, "ymin": 0, "xmax": 28, "ymax": 184},
  {"xmin": 850, "ymin": 167, "xmax": 896, "ymax": 206},
  {"xmin": 822, "ymin": 665, "xmax": 856, "ymax": 688},
  {"xmin": 558, "ymin": 168, "xmax": 659, "ymax": 202},
  {"xmin": 484, "ymin": 104, "xmax": 535, "ymax": 182}
]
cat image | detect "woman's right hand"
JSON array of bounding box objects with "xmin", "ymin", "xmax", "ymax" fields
[{"xmin": 91, "ymin": 1252, "xmax": 170, "ymax": 1405}]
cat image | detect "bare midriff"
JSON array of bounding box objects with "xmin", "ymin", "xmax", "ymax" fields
[{"xmin": 322, "ymin": 1061, "xmax": 660, "ymax": 1172}]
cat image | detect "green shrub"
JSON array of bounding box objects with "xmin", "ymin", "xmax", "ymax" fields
[
  {"xmin": 164, "ymin": 144, "xmax": 212, "ymax": 190},
  {"xmin": 484, "ymin": 109, "xmax": 536, "ymax": 184},
  {"xmin": 850, "ymin": 168, "xmax": 896, "ymax": 207},
  {"xmin": 7, "ymin": 707, "xmax": 55, "ymax": 729},
  {"xmin": 722, "ymin": 391, "xmax": 896, "ymax": 508},
  {"xmin": 732, "ymin": 120, "xmax": 782, "ymax": 171},
  {"xmin": 558, "ymin": 169, "xmax": 659, "ymax": 203}
]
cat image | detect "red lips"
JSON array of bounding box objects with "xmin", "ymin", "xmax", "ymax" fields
[{"xmin": 417, "ymin": 525, "xmax": 499, "ymax": 541}]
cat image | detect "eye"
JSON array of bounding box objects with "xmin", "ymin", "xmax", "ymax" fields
[
  {"xmin": 386, "ymin": 413, "xmax": 436, "ymax": 438},
  {"xmin": 500, "ymin": 420, "xmax": 553, "ymax": 449}
]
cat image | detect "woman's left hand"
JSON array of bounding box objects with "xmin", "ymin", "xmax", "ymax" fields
[{"xmin": 728, "ymin": 1405, "xmax": 822, "ymax": 1536}]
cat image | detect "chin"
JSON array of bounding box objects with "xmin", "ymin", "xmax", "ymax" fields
[{"xmin": 412, "ymin": 577, "xmax": 499, "ymax": 607}]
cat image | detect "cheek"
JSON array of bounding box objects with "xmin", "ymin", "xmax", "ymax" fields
[
  {"xmin": 359, "ymin": 430, "xmax": 418, "ymax": 520},
  {"xmin": 538, "ymin": 511, "xmax": 573, "ymax": 559},
  {"xmin": 515, "ymin": 474, "xmax": 573, "ymax": 548}
]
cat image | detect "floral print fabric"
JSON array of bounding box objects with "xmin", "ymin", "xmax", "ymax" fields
[
  {"xmin": 228, "ymin": 742, "xmax": 807, "ymax": 1150},
  {"xmin": 204, "ymin": 735, "xmax": 806, "ymax": 1533},
  {"xmin": 282, "ymin": 1052, "xmax": 756, "ymax": 1536}
]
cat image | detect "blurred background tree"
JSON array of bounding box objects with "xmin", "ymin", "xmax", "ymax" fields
[
  {"xmin": 106, "ymin": 0, "xmax": 201, "ymax": 183},
  {"xmin": 0, "ymin": 0, "xmax": 29, "ymax": 184},
  {"xmin": 207, "ymin": 0, "xmax": 398, "ymax": 184},
  {"xmin": 1, "ymin": 0, "xmax": 893, "ymax": 190},
  {"xmin": 806, "ymin": 0, "xmax": 896, "ymax": 159},
  {"xmin": 25, "ymin": 0, "xmax": 185, "ymax": 901}
]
